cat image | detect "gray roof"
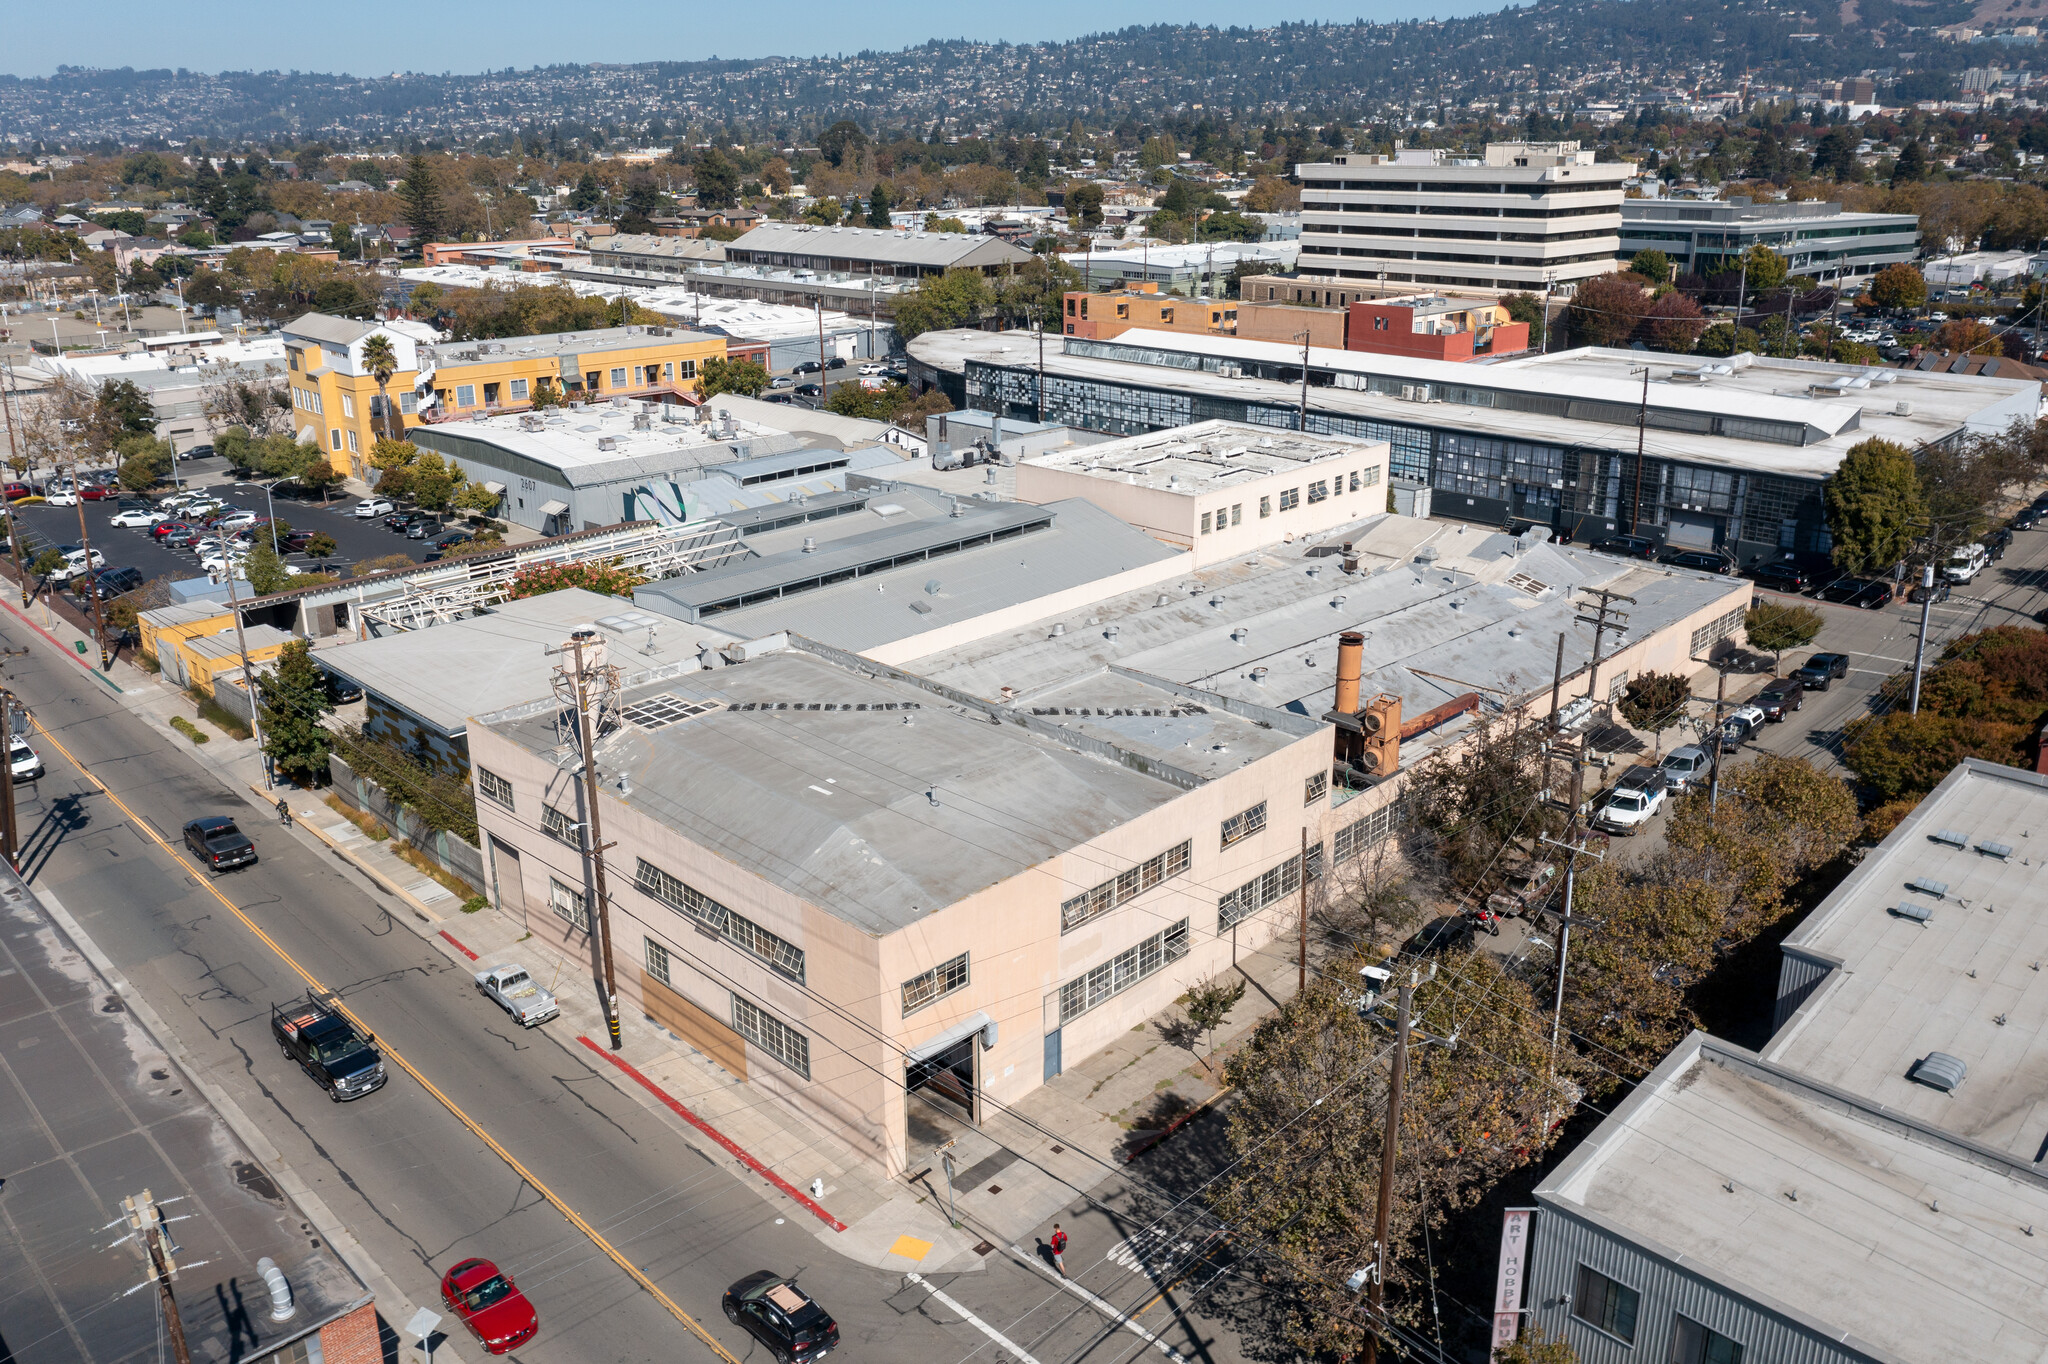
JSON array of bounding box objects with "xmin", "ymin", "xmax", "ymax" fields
[
  {"xmin": 729, "ymin": 221, "xmax": 1032, "ymax": 270},
  {"xmin": 591, "ymin": 232, "xmax": 729, "ymax": 262},
  {"xmin": 1, "ymin": 865, "xmax": 373, "ymax": 1364},
  {"xmin": 477, "ymin": 644, "xmax": 1233, "ymax": 935},
  {"xmin": 1764, "ymin": 759, "xmax": 2048, "ymax": 1162},
  {"xmin": 183, "ymin": 623, "xmax": 295, "ymax": 660},
  {"xmin": 425, "ymin": 323, "xmax": 724, "ymax": 372},
  {"xmin": 1536, "ymin": 1033, "xmax": 2048, "ymax": 1364},
  {"xmin": 282, "ymin": 312, "xmax": 381, "ymax": 346},
  {"xmin": 703, "ymin": 394, "xmax": 899, "ymax": 448}
]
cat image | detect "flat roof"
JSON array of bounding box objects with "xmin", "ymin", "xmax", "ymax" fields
[
  {"xmin": 475, "ymin": 644, "xmax": 1256, "ymax": 935},
  {"xmin": 1763, "ymin": 759, "xmax": 2048, "ymax": 1162},
  {"xmin": 1538, "ymin": 1034, "xmax": 2048, "ymax": 1364},
  {"xmin": 731, "ymin": 221, "xmax": 1032, "ymax": 269},
  {"xmin": 1021, "ymin": 419, "xmax": 1382, "ymax": 494},
  {"xmin": 0, "ymin": 869, "xmax": 372, "ymax": 1364},
  {"xmin": 423, "ymin": 322, "xmax": 722, "ymax": 371},
  {"xmin": 184, "ymin": 623, "xmax": 294, "ymax": 660},
  {"xmin": 414, "ymin": 400, "xmax": 791, "ymax": 482}
]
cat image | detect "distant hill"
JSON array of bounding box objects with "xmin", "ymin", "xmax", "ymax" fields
[{"xmin": 0, "ymin": 4, "xmax": 1971, "ymax": 148}]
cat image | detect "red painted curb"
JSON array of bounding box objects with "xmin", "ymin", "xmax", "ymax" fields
[
  {"xmin": 438, "ymin": 930, "xmax": 479, "ymax": 960},
  {"xmin": 0, "ymin": 595, "xmax": 122, "ymax": 692},
  {"xmin": 576, "ymin": 1035, "xmax": 846, "ymax": 1231}
]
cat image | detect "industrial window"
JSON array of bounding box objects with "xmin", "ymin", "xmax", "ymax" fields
[
  {"xmin": 1201, "ymin": 511, "xmax": 1213, "ymax": 534},
  {"xmin": 1304, "ymin": 771, "xmax": 1328, "ymax": 805},
  {"xmin": 634, "ymin": 858, "xmax": 805, "ymax": 981},
  {"xmin": 1279, "ymin": 488, "xmax": 1301, "ymax": 511},
  {"xmin": 541, "ymin": 804, "xmax": 581, "ymax": 848},
  {"xmin": 610, "ymin": 367, "xmax": 628, "ymax": 387},
  {"xmin": 1060, "ymin": 840, "xmax": 1193, "ymax": 932},
  {"xmin": 1334, "ymin": 801, "xmax": 1403, "ymax": 863},
  {"xmin": 1689, "ymin": 607, "xmax": 1745, "ymax": 655},
  {"xmin": 1669, "ymin": 1316, "xmax": 1744, "ymax": 1364},
  {"xmin": 476, "ymin": 767, "xmax": 514, "ymax": 811},
  {"xmin": 732, "ymin": 994, "xmax": 810, "ymax": 1078},
  {"xmin": 455, "ymin": 384, "xmax": 476, "ymax": 408},
  {"xmin": 510, "ymin": 378, "xmax": 529, "ymax": 400},
  {"xmin": 548, "ymin": 877, "xmax": 589, "ymax": 930},
  {"xmin": 1259, "ymin": 496, "xmax": 1272, "ymax": 519},
  {"xmin": 1220, "ymin": 801, "xmax": 1268, "ymax": 849},
  {"xmin": 1231, "ymin": 503, "xmax": 1242, "ymax": 526},
  {"xmin": 1218, "ymin": 845, "xmax": 1322, "ymax": 930},
  {"xmin": 1572, "ymin": 1265, "xmax": 1639, "ymax": 1344},
  {"xmin": 1306, "ymin": 480, "xmax": 1329, "ymax": 504},
  {"xmin": 1057, "ymin": 920, "xmax": 1189, "ymax": 1024},
  {"xmin": 645, "ymin": 937, "xmax": 671, "ymax": 986},
  {"xmin": 901, "ymin": 952, "xmax": 970, "ymax": 1016},
  {"xmin": 1360, "ymin": 464, "xmax": 1381, "ymax": 488}
]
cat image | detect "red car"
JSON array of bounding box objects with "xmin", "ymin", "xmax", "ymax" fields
[
  {"xmin": 440, "ymin": 1258, "xmax": 537, "ymax": 1355},
  {"xmin": 151, "ymin": 519, "xmax": 194, "ymax": 539},
  {"xmin": 77, "ymin": 484, "xmax": 117, "ymax": 501},
  {"xmin": 3, "ymin": 482, "xmax": 30, "ymax": 501}
]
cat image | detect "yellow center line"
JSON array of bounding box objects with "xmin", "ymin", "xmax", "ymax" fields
[{"xmin": 28, "ymin": 717, "xmax": 741, "ymax": 1364}]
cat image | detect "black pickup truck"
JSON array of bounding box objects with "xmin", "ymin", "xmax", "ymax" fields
[{"xmin": 272, "ymin": 993, "xmax": 387, "ymax": 1102}]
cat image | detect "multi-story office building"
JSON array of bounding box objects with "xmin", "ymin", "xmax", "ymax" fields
[
  {"xmin": 281, "ymin": 313, "xmax": 730, "ymax": 481},
  {"xmin": 1619, "ymin": 196, "xmax": 1919, "ymax": 284},
  {"xmin": 1296, "ymin": 142, "xmax": 1635, "ymax": 295}
]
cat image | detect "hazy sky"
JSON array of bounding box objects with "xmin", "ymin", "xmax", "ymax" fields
[{"xmin": 9, "ymin": 0, "xmax": 1510, "ymax": 78}]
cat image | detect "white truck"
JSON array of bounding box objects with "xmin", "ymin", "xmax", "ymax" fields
[{"xmin": 1594, "ymin": 764, "xmax": 1668, "ymax": 836}]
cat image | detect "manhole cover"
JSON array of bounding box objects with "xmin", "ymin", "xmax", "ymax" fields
[{"xmin": 973, "ymin": 1241, "xmax": 995, "ymax": 1257}]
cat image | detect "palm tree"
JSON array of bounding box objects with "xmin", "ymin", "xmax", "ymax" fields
[{"xmin": 360, "ymin": 333, "xmax": 400, "ymax": 442}]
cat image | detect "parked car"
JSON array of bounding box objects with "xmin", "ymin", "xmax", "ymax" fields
[
  {"xmin": 1405, "ymin": 914, "xmax": 1476, "ymax": 957},
  {"xmin": 387, "ymin": 511, "xmax": 432, "ymax": 534},
  {"xmin": 825, "ymin": 356, "xmax": 847, "ymax": 370},
  {"xmin": 46, "ymin": 547, "xmax": 105, "ymax": 584},
  {"xmin": 1661, "ymin": 549, "xmax": 1734, "ymax": 575},
  {"xmin": 858, "ymin": 361, "xmax": 885, "ymax": 376},
  {"xmin": 1718, "ymin": 714, "xmax": 1753, "ymax": 751},
  {"xmin": 769, "ymin": 374, "xmax": 794, "ymax": 389},
  {"xmin": 108, "ymin": 507, "xmax": 164, "ymax": 528},
  {"xmin": 1795, "ymin": 652, "xmax": 1851, "ymax": 690},
  {"xmin": 1943, "ymin": 542, "xmax": 1990, "ymax": 583},
  {"xmin": 1850, "ymin": 579, "xmax": 1895, "ymax": 609},
  {"xmin": 406, "ymin": 517, "xmax": 443, "ymax": 540},
  {"xmin": 1594, "ymin": 764, "xmax": 1668, "ymax": 836},
  {"xmin": 423, "ymin": 530, "xmax": 474, "ymax": 562},
  {"xmin": 43, "ymin": 488, "xmax": 77, "ymax": 506},
  {"xmin": 791, "ymin": 360, "xmax": 822, "ymax": 374},
  {"xmin": 322, "ymin": 669, "xmax": 364, "ymax": 703},
  {"xmin": 353, "ymin": 498, "xmax": 395, "ymax": 518},
  {"xmin": 9, "ymin": 737, "xmax": 43, "ymax": 781},
  {"xmin": 213, "ymin": 509, "xmax": 258, "ymax": 530},
  {"xmin": 1727, "ymin": 702, "xmax": 1767, "ymax": 731},
  {"xmin": 1591, "ymin": 534, "xmax": 1658, "ymax": 560},
  {"xmin": 1758, "ymin": 676, "xmax": 1806, "ymax": 718},
  {"xmin": 184, "ymin": 815, "xmax": 256, "ymax": 872},
  {"xmin": 475, "ymin": 964, "xmax": 561, "ymax": 1027},
  {"xmin": 1908, "ymin": 578, "xmax": 1952, "ymax": 605},
  {"xmin": 1816, "ymin": 576, "xmax": 1877, "ymax": 605},
  {"xmin": 180, "ymin": 443, "xmax": 215, "ymax": 461},
  {"xmin": 158, "ymin": 525, "xmax": 202, "ymax": 549},
  {"xmin": 1660, "ymin": 744, "xmax": 1711, "ymax": 794},
  {"xmin": 272, "ymin": 992, "xmax": 387, "ymax": 1102},
  {"xmin": 442, "ymin": 1258, "xmax": 539, "ymax": 1355},
  {"xmin": 3, "ymin": 482, "xmax": 32, "ymax": 501},
  {"xmin": 723, "ymin": 1273, "xmax": 837, "ymax": 1363},
  {"xmin": 794, "ymin": 382, "xmax": 823, "ymax": 398},
  {"xmin": 1749, "ymin": 561, "xmax": 1813, "ymax": 593},
  {"xmin": 92, "ymin": 566, "xmax": 146, "ymax": 598},
  {"xmin": 1483, "ymin": 859, "xmax": 1558, "ymax": 919},
  {"xmin": 77, "ymin": 484, "xmax": 117, "ymax": 501}
]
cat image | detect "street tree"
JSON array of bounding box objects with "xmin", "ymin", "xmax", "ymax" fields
[
  {"xmin": 1406, "ymin": 711, "xmax": 1559, "ymax": 886},
  {"xmin": 1823, "ymin": 437, "xmax": 1924, "ymax": 574},
  {"xmin": 1626, "ymin": 248, "xmax": 1673, "ymax": 282},
  {"xmin": 697, "ymin": 356, "xmax": 770, "ymax": 399},
  {"xmin": 1744, "ymin": 603, "xmax": 1824, "ymax": 665},
  {"xmin": 243, "ymin": 542, "xmax": 296, "ymax": 596},
  {"xmin": 1616, "ymin": 672, "xmax": 1691, "ymax": 732},
  {"xmin": 1567, "ymin": 273, "xmax": 1650, "ymax": 347},
  {"xmin": 1180, "ymin": 973, "xmax": 1246, "ymax": 1067},
  {"xmin": 1643, "ymin": 290, "xmax": 1707, "ymax": 353},
  {"xmin": 257, "ymin": 638, "xmax": 335, "ymax": 787},
  {"xmin": 1739, "ymin": 244, "xmax": 1789, "ymax": 294}
]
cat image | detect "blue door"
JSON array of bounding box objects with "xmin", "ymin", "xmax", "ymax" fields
[{"xmin": 1043, "ymin": 1028, "xmax": 1062, "ymax": 1082}]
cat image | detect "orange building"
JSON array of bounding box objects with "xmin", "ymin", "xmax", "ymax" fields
[
  {"xmin": 1346, "ymin": 295, "xmax": 1529, "ymax": 362},
  {"xmin": 1061, "ymin": 284, "xmax": 1237, "ymax": 340}
]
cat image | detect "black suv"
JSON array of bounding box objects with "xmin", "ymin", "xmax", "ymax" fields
[
  {"xmin": 1591, "ymin": 534, "xmax": 1658, "ymax": 560},
  {"xmin": 1794, "ymin": 652, "xmax": 1851, "ymax": 690},
  {"xmin": 1404, "ymin": 915, "xmax": 1476, "ymax": 957},
  {"xmin": 1757, "ymin": 676, "xmax": 1805, "ymax": 719},
  {"xmin": 272, "ymin": 993, "xmax": 387, "ymax": 1102},
  {"xmin": 724, "ymin": 1273, "xmax": 839, "ymax": 1361},
  {"xmin": 1750, "ymin": 561, "xmax": 1813, "ymax": 593},
  {"xmin": 1662, "ymin": 549, "xmax": 1734, "ymax": 575},
  {"xmin": 184, "ymin": 815, "xmax": 256, "ymax": 873}
]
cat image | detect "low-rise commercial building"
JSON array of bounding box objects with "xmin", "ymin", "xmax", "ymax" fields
[
  {"xmin": 1297, "ymin": 142, "xmax": 1635, "ymax": 294},
  {"xmin": 1343, "ymin": 294, "xmax": 1530, "ymax": 361},
  {"xmin": 574, "ymin": 232, "xmax": 729, "ymax": 285},
  {"xmin": 1060, "ymin": 240, "xmax": 1298, "ymax": 296},
  {"xmin": 1619, "ymin": 196, "xmax": 1919, "ymax": 284},
  {"xmin": 1060, "ymin": 285, "xmax": 1237, "ymax": 340},
  {"xmin": 724, "ymin": 222, "xmax": 1033, "ymax": 281}
]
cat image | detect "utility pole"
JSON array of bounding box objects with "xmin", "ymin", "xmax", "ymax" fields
[
  {"xmin": 552, "ymin": 629, "xmax": 624, "ymax": 1049},
  {"xmin": 1574, "ymin": 588, "xmax": 1635, "ymax": 711},
  {"xmin": 1362, "ymin": 965, "xmax": 1454, "ymax": 1364},
  {"xmin": 1536, "ymin": 831, "xmax": 1602, "ymax": 1130},
  {"xmin": 0, "ymin": 676, "xmax": 24, "ymax": 869},
  {"xmin": 1707, "ymin": 664, "xmax": 1728, "ymax": 813},
  {"xmin": 219, "ymin": 556, "xmax": 270, "ymax": 787},
  {"xmin": 123, "ymin": 1190, "xmax": 194, "ymax": 1364},
  {"xmin": 1628, "ymin": 365, "xmax": 1650, "ymax": 534},
  {"xmin": 0, "ymin": 356, "xmax": 29, "ymax": 606},
  {"xmin": 1296, "ymin": 329, "xmax": 1311, "ymax": 432},
  {"xmin": 1298, "ymin": 826, "xmax": 1309, "ymax": 994},
  {"xmin": 69, "ymin": 465, "xmax": 110, "ymax": 669},
  {"xmin": 1909, "ymin": 562, "xmax": 1935, "ymax": 715}
]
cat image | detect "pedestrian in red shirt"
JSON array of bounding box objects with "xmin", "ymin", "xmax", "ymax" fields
[{"xmin": 1050, "ymin": 1223, "xmax": 1068, "ymax": 1278}]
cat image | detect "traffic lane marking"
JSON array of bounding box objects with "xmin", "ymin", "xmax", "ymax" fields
[
  {"xmin": 1005, "ymin": 1243, "xmax": 1187, "ymax": 1363},
  {"xmin": 23, "ymin": 715, "xmax": 745, "ymax": 1364},
  {"xmin": 904, "ymin": 1273, "xmax": 1043, "ymax": 1364}
]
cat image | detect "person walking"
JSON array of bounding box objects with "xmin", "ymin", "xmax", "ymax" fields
[{"xmin": 1049, "ymin": 1223, "xmax": 1068, "ymax": 1278}]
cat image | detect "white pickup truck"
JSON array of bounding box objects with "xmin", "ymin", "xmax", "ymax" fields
[{"xmin": 1594, "ymin": 765, "xmax": 1668, "ymax": 835}]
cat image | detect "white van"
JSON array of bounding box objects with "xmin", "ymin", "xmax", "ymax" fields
[{"xmin": 1943, "ymin": 543, "xmax": 1989, "ymax": 583}]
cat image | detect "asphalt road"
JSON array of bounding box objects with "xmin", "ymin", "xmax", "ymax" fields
[{"xmin": 0, "ymin": 618, "xmax": 1257, "ymax": 1364}]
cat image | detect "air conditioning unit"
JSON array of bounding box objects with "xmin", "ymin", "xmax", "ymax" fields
[
  {"xmin": 1400, "ymin": 384, "xmax": 1432, "ymax": 403},
  {"xmin": 596, "ymin": 435, "xmax": 618, "ymax": 451}
]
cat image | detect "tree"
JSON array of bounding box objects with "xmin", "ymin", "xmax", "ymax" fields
[
  {"xmin": 1739, "ymin": 244, "xmax": 1789, "ymax": 295},
  {"xmin": 1892, "ymin": 140, "xmax": 1929, "ymax": 186},
  {"xmin": 97, "ymin": 378, "xmax": 157, "ymax": 440},
  {"xmin": 257, "ymin": 638, "xmax": 335, "ymax": 787},
  {"xmin": 1066, "ymin": 182, "xmax": 1105, "ymax": 229},
  {"xmin": 1813, "ymin": 126, "xmax": 1860, "ymax": 181},
  {"xmin": 803, "ymin": 197, "xmax": 844, "ymax": 226},
  {"xmin": 1241, "ymin": 175, "xmax": 1301, "ymax": 213},
  {"xmin": 1824, "ymin": 437, "xmax": 1924, "ymax": 574},
  {"xmin": 116, "ymin": 434, "xmax": 173, "ymax": 491},
  {"xmin": 408, "ymin": 451, "xmax": 465, "ymax": 511},
  {"xmin": 693, "ymin": 148, "xmax": 739, "ymax": 210},
  {"xmin": 892, "ymin": 268, "xmax": 997, "ymax": 340},
  {"xmin": 697, "ymin": 356, "xmax": 769, "ymax": 399},
  {"xmin": 865, "ymin": 180, "xmax": 893, "ymax": 228},
  {"xmin": 1934, "ymin": 318, "xmax": 1999, "ymax": 355},
  {"xmin": 243, "ymin": 542, "xmax": 297, "ymax": 596},
  {"xmin": 304, "ymin": 532, "xmax": 338, "ymax": 560},
  {"xmin": 1567, "ymin": 273, "xmax": 1650, "ymax": 348},
  {"xmin": 1617, "ymin": 672, "xmax": 1691, "ymax": 732},
  {"xmin": 1180, "ymin": 973, "xmax": 1246, "ymax": 1067},
  {"xmin": 1501, "ymin": 292, "xmax": 1546, "ymax": 347},
  {"xmin": 1626, "ymin": 248, "xmax": 1673, "ymax": 282},
  {"xmin": 1846, "ymin": 626, "xmax": 2048, "ymax": 799},
  {"xmin": 1744, "ymin": 602, "xmax": 1824, "ymax": 666},
  {"xmin": 819, "ymin": 120, "xmax": 869, "ymax": 168},
  {"xmin": 360, "ymin": 333, "xmax": 401, "ymax": 440},
  {"xmin": 1642, "ymin": 290, "xmax": 1707, "ymax": 353},
  {"xmin": 1496, "ymin": 1326, "xmax": 1579, "ymax": 1364},
  {"xmin": 568, "ymin": 171, "xmax": 603, "ymax": 211},
  {"xmin": 400, "ymin": 154, "xmax": 446, "ymax": 245},
  {"xmin": 507, "ymin": 558, "xmax": 645, "ymax": 600},
  {"xmin": 1406, "ymin": 712, "xmax": 1560, "ymax": 886},
  {"xmin": 298, "ymin": 458, "xmax": 343, "ymax": 498}
]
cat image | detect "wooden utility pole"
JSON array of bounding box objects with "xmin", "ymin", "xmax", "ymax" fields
[
  {"xmin": 0, "ymin": 357, "xmax": 30, "ymax": 606},
  {"xmin": 1298, "ymin": 826, "xmax": 1309, "ymax": 993},
  {"xmin": 68, "ymin": 465, "xmax": 111, "ymax": 669},
  {"xmin": 0, "ymin": 691, "xmax": 18, "ymax": 867},
  {"xmin": 1362, "ymin": 978, "xmax": 1413, "ymax": 1364},
  {"xmin": 1575, "ymin": 588, "xmax": 1636, "ymax": 711},
  {"xmin": 1296, "ymin": 330, "xmax": 1312, "ymax": 432},
  {"xmin": 125, "ymin": 1190, "xmax": 192, "ymax": 1364},
  {"xmin": 559, "ymin": 630, "xmax": 623, "ymax": 1049}
]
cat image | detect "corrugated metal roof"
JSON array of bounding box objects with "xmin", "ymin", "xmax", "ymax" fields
[{"xmin": 730, "ymin": 221, "xmax": 1032, "ymax": 269}]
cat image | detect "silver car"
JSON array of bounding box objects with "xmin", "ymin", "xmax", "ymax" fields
[{"xmin": 474, "ymin": 963, "xmax": 560, "ymax": 1027}]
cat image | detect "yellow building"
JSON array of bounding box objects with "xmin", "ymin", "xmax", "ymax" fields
[
  {"xmin": 280, "ymin": 313, "xmax": 730, "ymax": 481},
  {"xmin": 1061, "ymin": 284, "xmax": 1236, "ymax": 340}
]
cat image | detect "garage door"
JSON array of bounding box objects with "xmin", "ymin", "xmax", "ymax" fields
[{"xmin": 1666, "ymin": 513, "xmax": 1719, "ymax": 550}]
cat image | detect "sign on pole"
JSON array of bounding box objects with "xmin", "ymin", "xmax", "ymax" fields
[{"xmin": 1490, "ymin": 1208, "xmax": 1534, "ymax": 1358}]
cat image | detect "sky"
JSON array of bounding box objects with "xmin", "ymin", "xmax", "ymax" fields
[{"xmin": 7, "ymin": 0, "xmax": 1510, "ymax": 78}]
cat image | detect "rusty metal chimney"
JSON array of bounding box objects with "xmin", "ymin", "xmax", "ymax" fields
[{"xmin": 1335, "ymin": 631, "xmax": 1365, "ymax": 714}]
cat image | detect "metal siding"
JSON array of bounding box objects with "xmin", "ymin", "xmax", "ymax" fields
[
  {"xmin": 1773, "ymin": 948, "xmax": 1836, "ymax": 1034},
  {"xmin": 1530, "ymin": 1204, "xmax": 1883, "ymax": 1364}
]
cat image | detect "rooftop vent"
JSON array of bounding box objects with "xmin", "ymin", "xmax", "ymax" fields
[
  {"xmin": 1155, "ymin": 594, "xmax": 1171, "ymax": 608},
  {"xmin": 1415, "ymin": 545, "xmax": 1440, "ymax": 565},
  {"xmin": 1104, "ymin": 624, "xmax": 1120, "ymax": 638},
  {"xmin": 1977, "ymin": 840, "xmax": 2015, "ymax": 860},
  {"xmin": 924, "ymin": 579, "xmax": 942, "ymax": 596},
  {"xmin": 1909, "ymin": 1052, "xmax": 1967, "ymax": 1092},
  {"xmin": 1889, "ymin": 901, "xmax": 1933, "ymax": 925},
  {"xmin": 1050, "ymin": 622, "xmax": 1066, "ymax": 637},
  {"xmin": 1906, "ymin": 876, "xmax": 1949, "ymax": 899},
  {"xmin": 802, "ymin": 536, "xmax": 817, "ymax": 554},
  {"xmin": 1251, "ymin": 666, "xmax": 1269, "ymax": 681},
  {"xmin": 596, "ymin": 435, "xmax": 618, "ymax": 451},
  {"xmin": 1931, "ymin": 829, "xmax": 1969, "ymax": 849},
  {"xmin": 1231, "ymin": 627, "xmax": 1249, "ymax": 643}
]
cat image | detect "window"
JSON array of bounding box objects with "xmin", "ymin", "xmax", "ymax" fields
[
  {"xmin": 610, "ymin": 367, "xmax": 628, "ymax": 388},
  {"xmin": 1669, "ymin": 1317, "xmax": 1743, "ymax": 1364},
  {"xmin": 542, "ymin": 804, "xmax": 581, "ymax": 848},
  {"xmin": 510, "ymin": 378, "xmax": 529, "ymax": 400},
  {"xmin": 1307, "ymin": 480, "xmax": 1329, "ymax": 504},
  {"xmin": 345, "ymin": 429, "xmax": 360, "ymax": 454},
  {"xmin": 329, "ymin": 428, "xmax": 342, "ymax": 450},
  {"xmin": 1220, "ymin": 801, "xmax": 1267, "ymax": 849},
  {"xmin": 732, "ymin": 994, "xmax": 810, "ymax": 1078},
  {"xmin": 476, "ymin": 767, "xmax": 514, "ymax": 811},
  {"xmin": 1060, "ymin": 840, "xmax": 1192, "ymax": 931},
  {"xmin": 341, "ymin": 393, "xmax": 356, "ymax": 419},
  {"xmin": 400, "ymin": 392, "xmax": 419, "ymax": 414},
  {"xmin": 1200, "ymin": 511, "xmax": 1213, "ymax": 534},
  {"xmin": 645, "ymin": 937, "xmax": 671, "ymax": 986},
  {"xmin": 483, "ymin": 382, "xmax": 501, "ymax": 406},
  {"xmin": 455, "ymin": 384, "xmax": 476, "ymax": 408},
  {"xmin": 585, "ymin": 371, "xmax": 600, "ymax": 390},
  {"xmin": 635, "ymin": 858, "xmax": 805, "ymax": 981},
  {"xmin": 1349, "ymin": 471, "xmax": 1360, "ymax": 492},
  {"xmin": 1689, "ymin": 607, "xmax": 1745, "ymax": 654},
  {"xmin": 1279, "ymin": 488, "xmax": 1300, "ymax": 511},
  {"xmin": 1334, "ymin": 802, "xmax": 1403, "ymax": 863},
  {"xmin": 1231, "ymin": 503, "xmax": 1242, "ymax": 526},
  {"xmin": 1305, "ymin": 771, "xmax": 1328, "ymax": 804},
  {"xmin": 548, "ymin": 877, "xmax": 589, "ymax": 930},
  {"xmin": 289, "ymin": 349, "xmax": 300, "ymax": 371},
  {"xmin": 1360, "ymin": 464, "xmax": 1381, "ymax": 488},
  {"xmin": 1057, "ymin": 920, "xmax": 1190, "ymax": 1023},
  {"xmin": 901, "ymin": 952, "xmax": 970, "ymax": 1015},
  {"xmin": 1218, "ymin": 846, "xmax": 1321, "ymax": 930},
  {"xmin": 1572, "ymin": 1266, "xmax": 1639, "ymax": 1344},
  {"xmin": 678, "ymin": 359, "xmax": 697, "ymax": 379}
]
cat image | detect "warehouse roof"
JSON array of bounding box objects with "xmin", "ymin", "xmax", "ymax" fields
[
  {"xmin": 729, "ymin": 221, "xmax": 1033, "ymax": 270},
  {"xmin": 1022, "ymin": 420, "xmax": 1377, "ymax": 492},
  {"xmin": 1537, "ymin": 1033, "xmax": 2048, "ymax": 1364},
  {"xmin": 1763, "ymin": 759, "xmax": 2048, "ymax": 1163}
]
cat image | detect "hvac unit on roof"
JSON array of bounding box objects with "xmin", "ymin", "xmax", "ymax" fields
[
  {"xmin": 597, "ymin": 435, "xmax": 618, "ymax": 451},
  {"xmin": 1399, "ymin": 384, "xmax": 1431, "ymax": 402}
]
